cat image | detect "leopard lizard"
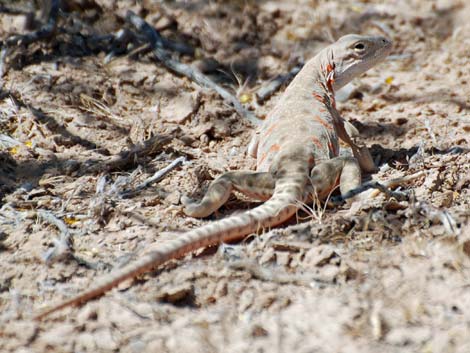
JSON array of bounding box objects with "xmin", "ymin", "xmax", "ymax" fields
[{"xmin": 34, "ymin": 34, "xmax": 392, "ymax": 320}]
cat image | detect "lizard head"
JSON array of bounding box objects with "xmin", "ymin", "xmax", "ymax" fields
[{"xmin": 327, "ymin": 34, "xmax": 392, "ymax": 91}]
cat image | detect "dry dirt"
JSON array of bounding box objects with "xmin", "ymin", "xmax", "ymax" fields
[{"xmin": 0, "ymin": 0, "xmax": 470, "ymax": 352}]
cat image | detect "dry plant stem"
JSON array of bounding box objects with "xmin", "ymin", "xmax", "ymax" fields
[
  {"xmin": 104, "ymin": 28, "xmax": 135, "ymax": 64},
  {"xmin": 331, "ymin": 181, "xmax": 407, "ymax": 204},
  {"xmin": 125, "ymin": 11, "xmax": 261, "ymax": 126},
  {"xmin": 120, "ymin": 156, "xmax": 186, "ymax": 198},
  {"xmin": 0, "ymin": 47, "xmax": 7, "ymax": 80},
  {"xmin": 89, "ymin": 134, "xmax": 172, "ymax": 173},
  {"xmin": 3, "ymin": 0, "xmax": 59, "ymax": 48},
  {"xmin": 106, "ymin": 32, "xmax": 194, "ymax": 64},
  {"xmin": 36, "ymin": 210, "xmax": 73, "ymax": 264},
  {"xmin": 415, "ymin": 201, "xmax": 459, "ymax": 236},
  {"xmin": 0, "ymin": 4, "xmax": 33, "ymax": 15},
  {"xmin": 0, "ymin": 133, "xmax": 21, "ymax": 148},
  {"xmin": 256, "ymin": 64, "xmax": 303, "ymax": 102},
  {"xmin": 331, "ymin": 171, "xmax": 425, "ymax": 204}
]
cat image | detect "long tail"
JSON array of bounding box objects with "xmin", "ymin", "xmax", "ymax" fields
[{"xmin": 34, "ymin": 171, "xmax": 308, "ymax": 320}]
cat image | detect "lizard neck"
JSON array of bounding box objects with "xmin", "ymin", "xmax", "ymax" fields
[
  {"xmin": 290, "ymin": 53, "xmax": 337, "ymax": 111},
  {"xmin": 293, "ymin": 55, "xmax": 333, "ymax": 93}
]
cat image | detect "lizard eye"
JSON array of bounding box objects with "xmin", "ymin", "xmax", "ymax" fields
[{"xmin": 354, "ymin": 42, "xmax": 365, "ymax": 51}]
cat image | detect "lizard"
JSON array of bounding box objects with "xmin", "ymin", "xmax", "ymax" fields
[{"xmin": 34, "ymin": 34, "xmax": 392, "ymax": 320}]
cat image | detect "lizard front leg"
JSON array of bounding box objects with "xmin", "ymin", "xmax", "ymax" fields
[
  {"xmin": 182, "ymin": 171, "xmax": 275, "ymax": 218},
  {"xmin": 332, "ymin": 111, "xmax": 377, "ymax": 173}
]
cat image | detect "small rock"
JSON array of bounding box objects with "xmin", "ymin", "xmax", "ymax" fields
[
  {"xmin": 2, "ymin": 321, "xmax": 37, "ymax": 346},
  {"xmin": 259, "ymin": 247, "xmax": 276, "ymax": 265},
  {"xmin": 386, "ymin": 326, "xmax": 431, "ymax": 346},
  {"xmin": 384, "ymin": 200, "xmax": 408, "ymax": 211},
  {"xmin": 460, "ymin": 237, "xmax": 470, "ymax": 258},
  {"xmin": 421, "ymin": 169, "xmax": 442, "ymax": 193},
  {"xmin": 432, "ymin": 190, "xmax": 454, "ymax": 208},
  {"xmin": 200, "ymin": 134, "xmax": 210, "ymax": 145},
  {"xmin": 214, "ymin": 280, "xmax": 228, "ymax": 298},
  {"xmin": 165, "ymin": 190, "xmax": 181, "ymax": 205},
  {"xmin": 238, "ymin": 289, "xmax": 255, "ymax": 312},
  {"xmin": 318, "ymin": 264, "xmax": 341, "ymax": 282},
  {"xmin": 63, "ymin": 160, "xmax": 81, "ymax": 175},
  {"xmin": 160, "ymin": 92, "xmax": 200, "ymax": 123},
  {"xmin": 304, "ymin": 245, "xmax": 338, "ymax": 267},
  {"xmin": 38, "ymin": 324, "xmax": 75, "ymax": 347},
  {"xmin": 251, "ymin": 324, "xmax": 269, "ymax": 337},
  {"xmin": 94, "ymin": 328, "xmax": 119, "ymax": 351},
  {"xmin": 395, "ymin": 117, "xmax": 408, "ymax": 126},
  {"xmin": 336, "ymin": 82, "xmax": 360, "ymax": 102},
  {"xmin": 153, "ymin": 15, "xmax": 175, "ymax": 31},
  {"xmin": 275, "ymin": 251, "xmax": 291, "ymax": 267},
  {"xmin": 157, "ymin": 283, "xmax": 194, "ymax": 304}
]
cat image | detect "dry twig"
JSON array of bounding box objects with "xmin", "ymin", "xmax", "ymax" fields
[
  {"xmin": 125, "ymin": 11, "xmax": 261, "ymax": 126},
  {"xmin": 120, "ymin": 156, "xmax": 186, "ymax": 198},
  {"xmin": 256, "ymin": 64, "xmax": 303, "ymax": 103},
  {"xmin": 37, "ymin": 210, "xmax": 73, "ymax": 264},
  {"xmin": 2, "ymin": 0, "xmax": 59, "ymax": 48},
  {"xmin": 87, "ymin": 134, "xmax": 172, "ymax": 173},
  {"xmin": 39, "ymin": 208, "xmax": 106, "ymax": 269},
  {"xmin": 331, "ymin": 171, "xmax": 425, "ymax": 204},
  {"xmin": 414, "ymin": 201, "xmax": 459, "ymax": 236}
]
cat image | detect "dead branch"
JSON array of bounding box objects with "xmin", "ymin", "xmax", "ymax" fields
[
  {"xmin": 87, "ymin": 134, "xmax": 172, "ymax": 173},
  {"xmin": 37, "ymin": 210, "xmax": 73, "ymax": 264},
  {"xmin": 0, "ymin": 4, "xmax": 33, "ymax": 16},
  {"xmin": 120, "ymin": 156, "xmax": 186, "ymax": 198},
  {"xmin": 256, "ymin": 63, "xmax": 303, "ymax": 103},
  {"xmin": 0, "ymin": 47, "xmax": 7, "ymax": 81},
  {"xmin": 414, "ymin": 201, "xmax": 459, "ymax": 236},
  {"xmin": 37, "ymin": 209, "xmax": 107, "ymax": 269},
  {"xmin": 125, "ymin": 10, "xmax": 261, "ymax": 126},
  {"xmin": 331, "ymin": 171, "xmax": 425, "ymax": 205},
  {"xmin": 3, "ymin": 0, "xmax": 59, "ymax": 48}
]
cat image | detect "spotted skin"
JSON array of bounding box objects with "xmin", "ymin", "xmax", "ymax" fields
[{"xmin": 34, "ymin": 34, "xmax": 392, "ymax": 320}]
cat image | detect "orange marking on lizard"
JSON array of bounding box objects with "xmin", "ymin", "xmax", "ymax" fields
[
  {"xmin": 318, "ymin": 105, "xmax": 327, "ymax": 113},
  {"xmin": 313, "ymin": 115, "xmax": 334, "ymax": 131},
  {"xmin": 326, "ymin": 63, "xmax": 337, "ymax": 108},
  {"xmin": 258, "ymin": 143, "xmax": 281, "ymax": 166},
  {"xmin": 308, "ymin": 156, "xmax": 315, "ymax": 167},
  {"xmin": 312, "ymin": 92, "xmax": 325, "ymax": 104},
  {"xmin": 258, "ymin": 152, "xmax": 268, "ymax": 165},
  {"xmin": 311, "ymin": 136, "xmax": 323, "ymax": 149},
  {"xmin": 269, "ymin": 143, "xmax": 281, "ymax": 152},
  {"xmin": 263, "ymin": 122, "xmax": 279, "ymax": 138}
]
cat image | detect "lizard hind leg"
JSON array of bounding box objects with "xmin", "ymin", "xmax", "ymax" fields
[
  {"xmin": 182, "ymin": 171, "xmax": 275, "ymax": 218},
  {"xmin": 309, "ymin": 156, "xmax": 361, "ymax": 200}
]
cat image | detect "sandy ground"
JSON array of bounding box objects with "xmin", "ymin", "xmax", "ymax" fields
[{"xmin": 0, "ymin": 0, "xmax": 469, "ymax": 352}]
